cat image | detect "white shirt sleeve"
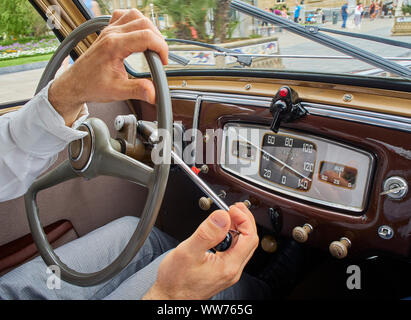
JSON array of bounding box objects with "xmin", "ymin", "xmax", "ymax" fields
[{"xmin": 0, "ymin": 81, "xmax": 89, "ymax": 202}]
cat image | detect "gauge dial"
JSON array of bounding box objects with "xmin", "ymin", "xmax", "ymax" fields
[
  {"xmin": 319, "ymin": 161, "xmax": 358, "ymax": 189},
  {"xmin": 232, "ymin": 140, "xmax": 256, "ymax": 161},
  {"xmin": 259, "ymin": 134, "xmax": 317, "ymax": 192}
]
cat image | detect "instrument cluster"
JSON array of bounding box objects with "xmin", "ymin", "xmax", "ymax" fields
[{"xmin": 220, "ymin": 123, "xmax": 374, "ymax": 213}]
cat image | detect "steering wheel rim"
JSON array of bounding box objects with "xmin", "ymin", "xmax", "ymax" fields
[{"xmin": 24, "ymin": 16, "xmax": 173, "ymax": 286}]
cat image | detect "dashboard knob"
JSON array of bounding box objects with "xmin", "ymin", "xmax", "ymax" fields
[
  {"xmin": 292, "ymin": 223, "xmax": 313, "ymax": 243},
  {"xmin": 199, "ymin": 197, "xmax": 213, "ymax": 211},
  {"xmin": 200, "ymin": 165, "xmax": 209, "ymax": 174},
  {"xmin": 329, "ymin": 237, "xmax": 351, "ymax": 259},
  {"xmin": 261, "ymin": 235, "xmax": 278, "ymax": 253},
  {"xmin": 243, "ymin": 200, "xmax": 251, "ymax": 209}
]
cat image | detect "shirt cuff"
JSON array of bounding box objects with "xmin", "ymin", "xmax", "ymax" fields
[{"xmin": 9, "ymin": 80, "xmax": 89, "ymax": 157}]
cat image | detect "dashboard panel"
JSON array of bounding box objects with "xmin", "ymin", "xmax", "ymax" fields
[
  {"xmin": 134, "ymin": 81, "xmax": 411, "ymax": 259},
  {"xmin": 220, "ymin": 124, "xmax": 374, "ymax": 212}
]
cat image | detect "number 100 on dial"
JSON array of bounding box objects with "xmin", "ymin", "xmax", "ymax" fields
[{"xmin": 259, "ymin": 133, "xmax": 317, "ymax": 192}]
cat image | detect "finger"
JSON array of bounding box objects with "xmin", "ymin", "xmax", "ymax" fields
[
  {"xmin": 110, "ymin": 9, "xmax": 129, "ymax": 24},
  {"xmin": 114, "ymin": 17, "xmax": 162, "ymax": 38},
  {"xmin": 181, "ymin": 210, "xmax": 231, "ymax": 257},
  {"xmin": 220, "ymin": 206, "xmax": 258, "ymax": 265},
  {"xmin": 233, "ymin": 202, "xmax": 256, "ymax": 233},
  {"xmin": 228, "ymin": 205, "xmax": 256, "ymax": 235},
  {"xmin": 115, "ymin": 78, "xmax": 156, "ymax": 104},
  {"xmin": 117, "ymin": 29, "xmax": 169, "ymax": 65},
  {"xmin": 110, "ymin": 8, "xmax": 144, "ymax": 26}
]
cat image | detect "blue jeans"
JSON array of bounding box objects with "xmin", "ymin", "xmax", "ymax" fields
[
  {"xmin": 342, "ymin": 14, "xmax": 348, "ymax": 28},
  {"xmin": 0, "ymin": 216, "xmax": 270, "ymax": 300}
]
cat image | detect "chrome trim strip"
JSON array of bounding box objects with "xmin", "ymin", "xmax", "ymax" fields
[
  {"xmin": 190, "ymin": 96, "xmax": 203, "ymax": 164},
  {"xmin": 170, "ymin": 90, "xmax": 411, "ymax": 132}
]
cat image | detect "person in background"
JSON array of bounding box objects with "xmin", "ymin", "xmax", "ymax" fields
[
  {"xmin": 369, "ymin": 1, "xmax": 376, "ymax": 20},
  {"xmin": 281, "ymin": 5, "xmax": 289, "ymax": 19},
  {"xmin": 317, "ymin": 8, "xmax": 325, "ymax": 24},
  {"xmin": 377, "ymin": 1, "xmax": 383, "ymax": 18},
  {"xmin": 354, "ymin": 2, "xmax": 364, "ymax": 29},
  {"xmin": 294, "ymin": 1, "xmax": 303, "ymax": 23},
  {"xmin": 262, "ymin": 8, "xmax": 269, "ymax": 27},
  {"xmin": 341, "ymin": 1, "xmax": 349, "ymax": 28},
  {"xmin": 372, "ymin": 1, "xmax": 380, "ymax": 19}
]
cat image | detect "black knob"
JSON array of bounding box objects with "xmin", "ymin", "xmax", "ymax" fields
[{"xmin": 213, "ymin": 232, "xmax": 233, "ymax": 252}]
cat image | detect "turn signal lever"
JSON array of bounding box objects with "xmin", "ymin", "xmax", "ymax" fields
[
  {"xmin": 136, "ymin": 120, "xmax": 240, "ymax": 252},
  {"xmin": 269, "ymin": 86, "xmax": 307, "ymax": 133}
]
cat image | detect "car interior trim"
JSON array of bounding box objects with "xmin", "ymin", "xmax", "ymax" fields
[{"xmin": 170, "ymin": 90, "xmax": 411, "ymax": 133}]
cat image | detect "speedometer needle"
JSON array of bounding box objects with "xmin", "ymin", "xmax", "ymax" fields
[{"xmin": 232, "ymin": 129, "xmax": 312, "ymax": 182}]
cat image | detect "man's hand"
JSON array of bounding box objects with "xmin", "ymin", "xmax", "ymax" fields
[
  {"xmin": 143, "ymin": 202, "xmax": 259, "ymax": 300},
  {"xmin": 49, "ymin": 9, "xmax": 168, "ymax": 126}
]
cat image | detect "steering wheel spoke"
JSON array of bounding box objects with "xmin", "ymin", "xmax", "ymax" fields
[{"xmin": 99, "ymin": 148, "xmax": 154, "ymax": 187}]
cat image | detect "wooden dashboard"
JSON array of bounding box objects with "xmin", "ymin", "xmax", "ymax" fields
[{"xmin": 133, "ymin": 76, "xmax": 411, "ymax": 259}]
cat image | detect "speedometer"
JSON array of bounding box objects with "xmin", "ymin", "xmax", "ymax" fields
[{"xmin": 259, "ymin": 134, "xmax": 317, "ymax": 192}]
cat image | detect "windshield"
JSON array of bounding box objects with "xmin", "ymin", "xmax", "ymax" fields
[{"xmin": 90, "ymin": 0, "xmax": 411, "ymax": 80}]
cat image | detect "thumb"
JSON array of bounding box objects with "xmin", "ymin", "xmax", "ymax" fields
[{"xmin": 184, "ymin": 210, "xmax": 231, "ymax": 255}]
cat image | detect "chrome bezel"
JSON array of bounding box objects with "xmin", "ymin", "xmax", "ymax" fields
[
  {"xmin": 382, "ymin": 176, "xmax": 408, "ymax": 200},
  {"xmin": 69, "ymin": 122, "xmax": 95, "ymax": 173},
  {"xmin": 220, "ymin": 123, "xmax": 375, "ymax": 213},
  {"xmin": 68, "ymin": 138, "xmax": 84, "ymax": 162}
]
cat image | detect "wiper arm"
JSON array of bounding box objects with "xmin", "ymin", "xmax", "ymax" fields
[
  {"xmin": 318, "ymin": 27, "xmax": 411, "ymax": 50},
  {"xmin": 168, "ymin": 52, "xmax": 190, "ymax": 66},
  {"xmin": 231, "ymin": 0, "xmax": 411, "ymax": 79},
  {"xmin": 166, "ymin": 38, "xmax": 253, "ymax": 67}
]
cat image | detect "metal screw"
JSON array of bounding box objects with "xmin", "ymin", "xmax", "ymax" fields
[
  {"xmin": 378, "ymin": 225, "xmax": 394, "ymax": 240},
  {"xmin": 244, "ymin": 84, "xmax": 252, "ymax": 90},
  {"xmin": 343, "ymin": 93, "xmax": 353, "ymax": 102}
]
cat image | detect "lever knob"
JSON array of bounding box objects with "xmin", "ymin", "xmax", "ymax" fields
[
  {"xmin": 214, "ymin": 232, "xmax": 232, "ymax": 252},
  {"xmin": 292, "ymin": 223, "xmax": 313, "ymax": 243},
  {"xmin": 261, "ymin": 235, "xmax": 278, "ymax": 253},
  {"xmin": 329, "ymin": 237, "xmax": 351, "ymax": 259},
  {"xmin": 199, "ymin": 197, "xmax": 213, "ymax": 211}
]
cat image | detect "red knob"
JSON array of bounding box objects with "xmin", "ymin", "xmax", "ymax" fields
[
  {"xmin": 279, "ymin": 88, "xmax": 288, "ymax": 98},
  {"xmin": 191, "ymin": 166, "xmax": 201, "ymax": 175}
]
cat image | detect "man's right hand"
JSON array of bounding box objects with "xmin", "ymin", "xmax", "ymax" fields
[
  {"xmin": 143, "ymin": 202, "xmax": 259, "ymax": 300},
  {"xmin": 49, "ymin": 9, "xmax": 168, "ymax": 127}
]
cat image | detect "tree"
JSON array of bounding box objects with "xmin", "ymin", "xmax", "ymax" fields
[
  {"xmin": 0, "ymin": 0, "xmax": 48, "ymax": 39},
  {"xmin": 148, "ymin": 0, "xmax": 215, "ymax": 41},
  {"xmin": 213, "ymin": 0, "xmax": 231, "ymax": 43}
]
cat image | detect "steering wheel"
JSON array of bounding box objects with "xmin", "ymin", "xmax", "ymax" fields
[{"xmin": 24, "ymin": 16, "xmax": 173, "ymax": 287}]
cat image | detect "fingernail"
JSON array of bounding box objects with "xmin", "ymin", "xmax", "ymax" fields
[{"xmin": 211, "ymin": 213, "xmax": 227, "ymax": 228}]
